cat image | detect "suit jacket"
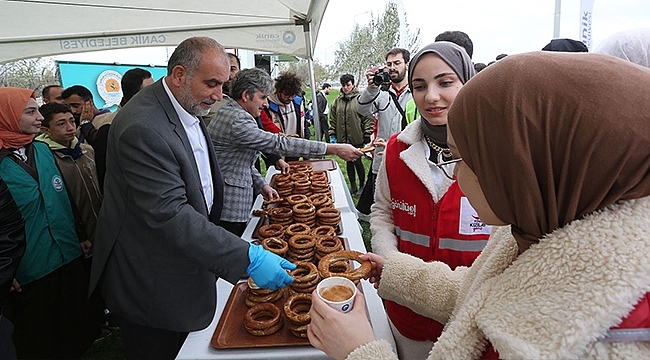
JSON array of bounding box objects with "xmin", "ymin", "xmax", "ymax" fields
[
  {"xmin": 207, "ymin": 99, "xmax": 326, "ymax": 223},
  {"xmin": 88, "ymin": 79, "xmax": 250, "ymax": 332}
]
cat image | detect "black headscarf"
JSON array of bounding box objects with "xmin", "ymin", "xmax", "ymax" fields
[{"xmin": 541, "ymin": 38, "xmax": 588, "ymax": 52}]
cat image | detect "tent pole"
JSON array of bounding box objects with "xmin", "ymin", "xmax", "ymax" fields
[
  {"xmin": 299, "ymin": 19, "xmax": 322, "ymax": 144},
  {"xmin": 307, "ymin": 58, "xmax": 321, "ymax": 143},
  {"xmin": 553, "ymin": 0, "xmax": 561, "ymax": 38}
]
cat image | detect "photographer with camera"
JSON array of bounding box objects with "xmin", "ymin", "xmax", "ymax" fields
[{"xmin": 356, "ymin": 48, "xmax": 412, "ymax": 215}]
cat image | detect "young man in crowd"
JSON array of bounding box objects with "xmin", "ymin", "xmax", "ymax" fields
[
  {"xmin": 61, "ymin": 85, "xmax": 111, "ymax": 128},
  {"xmin": 315, "ymin": 82, "xmax": 331, "ymax": 142},
  {"xmin": 36, "ymin": 103, "xmax": 102, "ymax": 257},
  {"xmin": 329, "ymin": 74, "xmax": 373, "ymax": 196},
  {"xmin": 41, "ymin": 85, "xmax": 64, "ymax": 104},
  {"xmin": 356, "ymin": 48, "xmax": 412, "ymax": 215}
]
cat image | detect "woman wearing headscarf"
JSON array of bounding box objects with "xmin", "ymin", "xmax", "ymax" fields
[
  {"xmin": 308, "ymin": 52, "xmax": 650, "ymax": 359},
  {"xmin": 595, "ymin": 27, "xmax": 650, "ymax": 68},
  {"xmin": 0, "ymin": 87, "xmax": 101, "ymax": 359},
  {"xmin": 368, "ymin": 41, "xmax": 492, "ymax": 359}
]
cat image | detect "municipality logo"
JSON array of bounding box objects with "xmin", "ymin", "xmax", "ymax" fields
[
  {"xmin": 96, "ymin": 70, "xmax": 122, "ymax": 107},
  {"xmin": 283, "ymin": 31, "xmax": 296, "ymax": 44},
  {"xmin": 52, "ymin": 175, "xmax": 64, "ymax": 192}
]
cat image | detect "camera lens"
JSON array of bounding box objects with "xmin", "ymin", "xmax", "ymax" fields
[
  {"xmin": 373, "ymin": 70, "xmax": 391, "ymax": 85},
  {"xmin": 372, "ymin": 73, "xmax": 385, "ymax": 85}
]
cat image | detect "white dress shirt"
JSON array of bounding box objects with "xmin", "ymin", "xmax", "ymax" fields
[{"xmin": 162, "ymin": 79, "xmax": 214, "ymax": 212}]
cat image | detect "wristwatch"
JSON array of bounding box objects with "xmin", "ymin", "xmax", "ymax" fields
[{"xmin": 80, "ymin": 119, "xmax": 92, "ymax": 126}]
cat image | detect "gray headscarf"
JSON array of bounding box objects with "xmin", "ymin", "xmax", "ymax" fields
[
  {"xmin": 407, "ymin": 41, "xmax": 476, "ymax": 160},
  {"xmin": 595, "ymin": 28, "xmax": 650, "ymax": 69},
  {"xmin": 408, "ymin": 41, "xmax": 475, "ymax": 94}
]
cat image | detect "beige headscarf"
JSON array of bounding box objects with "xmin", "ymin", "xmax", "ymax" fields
[{"xmin": 448, "ymin": 52, "xmax": 650, "ymax": 253}]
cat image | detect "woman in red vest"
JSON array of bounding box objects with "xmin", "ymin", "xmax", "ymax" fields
[
  {"xmin": 370, "ymin": 42, "xmax": 492, "ymax": 359},
  {"xmin": 308, "ymin": 52, "xmax": 650, "ymax": 359}
]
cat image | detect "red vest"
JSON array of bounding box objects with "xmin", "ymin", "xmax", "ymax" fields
[{"xmin": 384, "ymin": 136, "xmax": 491, "ymax": 341}]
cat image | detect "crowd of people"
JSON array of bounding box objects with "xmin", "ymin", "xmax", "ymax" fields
[
  {"xmin": 308, "ymin": 27, "xmax": 650, "ymax": 360},
  {"xmin": 0, "ymin": 26, "xmax": 648, "ymax": 360}
]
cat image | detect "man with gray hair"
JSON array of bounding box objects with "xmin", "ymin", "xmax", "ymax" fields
[
  {"xmin": 89, "ymin": 37, "xmax": 297, "ymax": 359},
  {"xmin": 207, "ymin": 67, "xmax": 362, "ymax": 236}
]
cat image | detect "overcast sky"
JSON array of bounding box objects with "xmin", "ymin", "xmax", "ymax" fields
[
  {"xmin": 55, "ymin": 0, "xmax": 650, "ymax": 66},
  {"xmin": 315, "ymin": 0, "xmax": 650, "ymax": 65}
]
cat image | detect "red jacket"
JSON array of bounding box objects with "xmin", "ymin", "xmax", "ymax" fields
[
  {"xmin": 384, "ymin": 136, "xmax": 491, "ymax": 342},
  {"xmin": 259, "ymin": 109, "xmax": 282, "ymax": 133}
]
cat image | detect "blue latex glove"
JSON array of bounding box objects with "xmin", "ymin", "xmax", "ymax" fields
[
  {"xmin": 330, "ymin": 136, "xmax": 336, "ymax": 143},
  {"xmin": 246, "ymin": 244, "xmax": 296, "ymax": 290}
]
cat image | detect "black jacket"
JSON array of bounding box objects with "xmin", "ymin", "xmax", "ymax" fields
[
  {"xmin": 0, "ymin": 177, "xmax": 25, "ymax": 310},
  {"xmin": 316, "ymin": 91, "xmax": 328, "ymax": 119}
]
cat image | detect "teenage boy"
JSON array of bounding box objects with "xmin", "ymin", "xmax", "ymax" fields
[{"xmin": 36, "ymin": 103, "xmax": 102, "ymax": 255}]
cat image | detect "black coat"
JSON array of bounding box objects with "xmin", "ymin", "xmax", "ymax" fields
[{"xmin": 0, "ymin": 177, "xmax": 25, "ymax": 309}]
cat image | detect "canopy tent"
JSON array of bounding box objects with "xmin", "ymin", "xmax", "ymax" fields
[
  {"xmin": 0, "ymin": 0, "xmax": 327, "ymax": 62},
  {"xmin": 0, "ymin": 0, "xmax": 329, "ymax": 136}
]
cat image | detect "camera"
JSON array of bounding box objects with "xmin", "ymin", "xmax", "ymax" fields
[{"xmin": 372, "ymin": 67, "xmax": 391, "ymax": 86}]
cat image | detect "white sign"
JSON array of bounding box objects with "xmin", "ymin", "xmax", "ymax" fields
[
  {"xmin": 580, "ymin": 0, "xmax": 595, "ymax": 50},
  {"xmin": 96, "ymin": 70, "xmax": 123, "ymax": 107}
]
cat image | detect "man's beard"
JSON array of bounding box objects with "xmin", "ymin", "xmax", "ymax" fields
[
  {"xmin": 390, "ymin": 68, "xmax": 406, "ymax": 83},
  {"xmin": 178, "ymin": 82, "xmax": 213, "ymax": 117}
]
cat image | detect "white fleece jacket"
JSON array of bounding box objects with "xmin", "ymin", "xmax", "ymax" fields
[{"xmin": 349, "ymin": 197, "xmax": 650, "ymax": 359}]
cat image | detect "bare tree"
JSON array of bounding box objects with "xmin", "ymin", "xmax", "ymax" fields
[
  {"xmin": 332, "ymin": 0, "xmax": 420, "ymax": 84},
  {"xmin": 334, "ymin": 23, "xmax": 374, "ymax": 84},
  {"xmin": 0, "ymin": 57, "xmax": 58, "ymax": 93},
  {"xmin": 278, "ymin": 58, "xmax": 330, "ymax": 86}
]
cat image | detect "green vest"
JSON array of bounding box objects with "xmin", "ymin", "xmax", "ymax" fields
[
  {"xmin": 405, "ymin": 99, "xmax": 419, "ymax": 124},
  {"xmin": 0, "ymin": 142, "xmax": 81, "ymax": 284}
]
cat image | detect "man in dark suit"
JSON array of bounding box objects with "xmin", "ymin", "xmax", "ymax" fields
[{"xmin": 88, "ymin": 37, "xmax": 296, "ymax": 360}]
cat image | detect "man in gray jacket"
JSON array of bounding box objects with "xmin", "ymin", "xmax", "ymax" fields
[
  {"xmin": 208, "ymin": 68, "xmax": 361, "ymax": 236},
  {"xmin": 356, "ymin": 47, "xmax": 412, "ymax": 214}
]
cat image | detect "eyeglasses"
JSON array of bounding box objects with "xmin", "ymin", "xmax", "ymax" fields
[{"xmin": 435, "ymin": 154, "xmax": 462, "ymax": 180}]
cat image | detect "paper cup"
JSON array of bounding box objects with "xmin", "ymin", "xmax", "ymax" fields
[{"xmin": 316, "ymin": 276, "xmax": 357, "ymax": 313}]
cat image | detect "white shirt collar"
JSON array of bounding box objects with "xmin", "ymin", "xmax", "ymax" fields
[{"xmin": 162, "ymin": 77, "xmax": 200, "ymax": 126}]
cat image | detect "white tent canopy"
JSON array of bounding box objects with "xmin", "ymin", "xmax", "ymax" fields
[
  {"xmin": 0, "ymin": 0, "xmax": 328, "ymax": 63},
  {"xmin": 0, "ymin": 0, "xmax": 329, "ymax": 138}
]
